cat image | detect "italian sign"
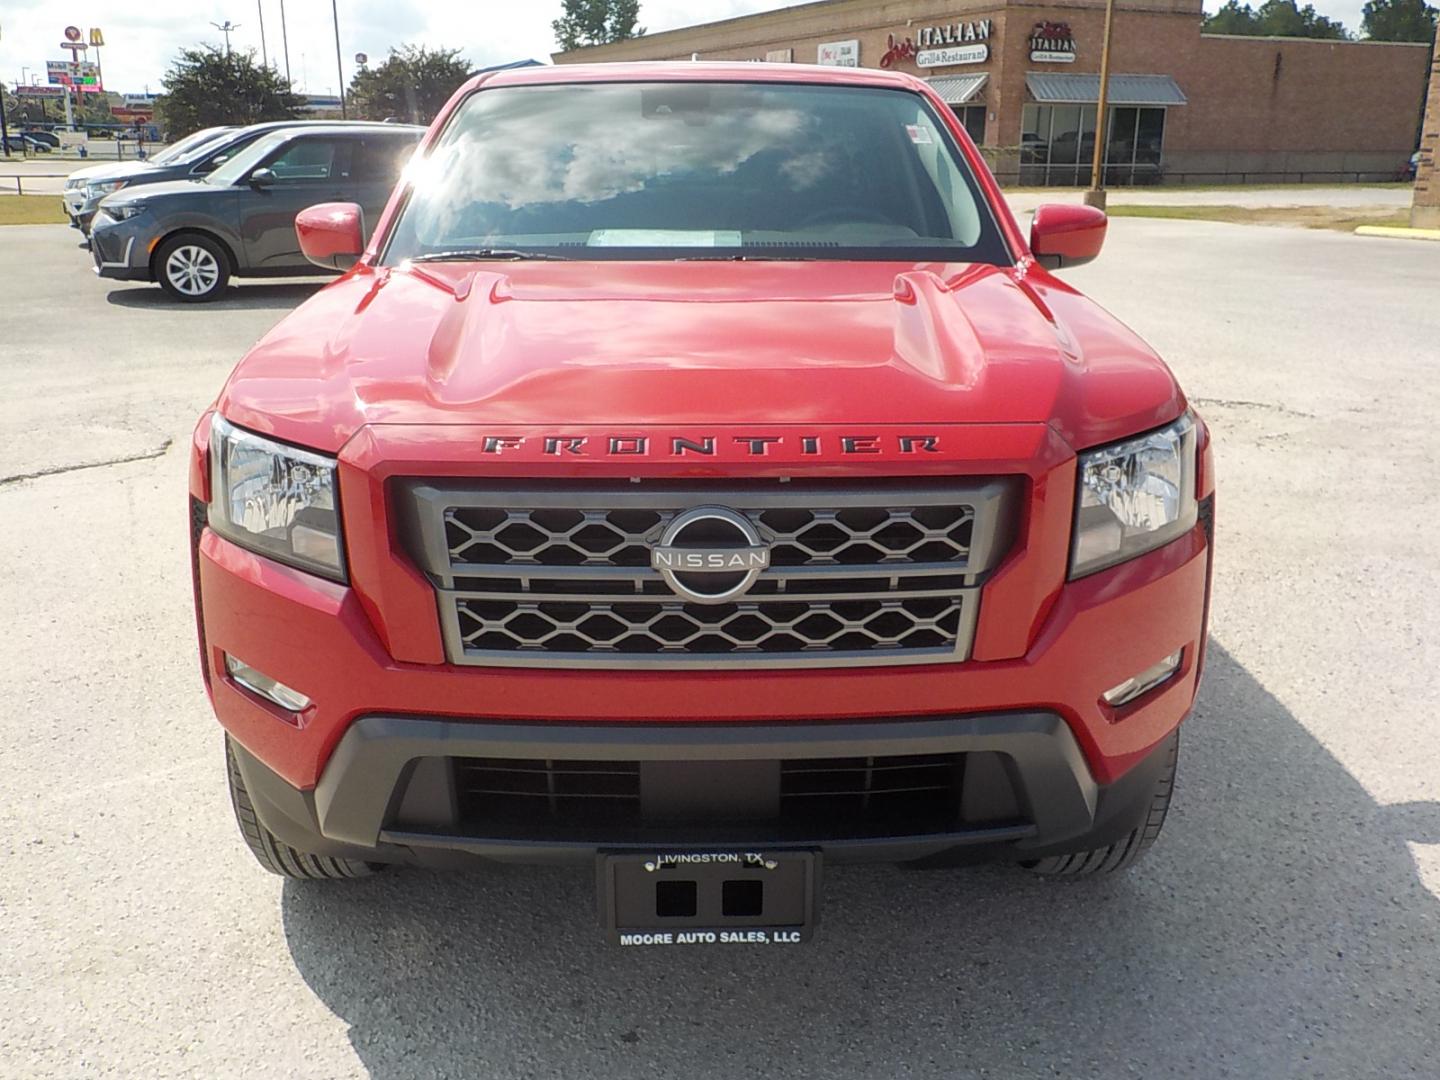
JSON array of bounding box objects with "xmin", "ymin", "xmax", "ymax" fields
[
  {"xmin": 1030, "ymin": 22, "xmax": 1077, "ymax": 62},
  {"xmin": 917, "ymin": 44, "xmax": 988, "ymax": 67}
]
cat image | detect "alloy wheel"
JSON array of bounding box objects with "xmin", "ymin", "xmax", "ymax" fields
[{"xmin": 165, "ymin": 244, "xmax": 221, "ymax": 297}]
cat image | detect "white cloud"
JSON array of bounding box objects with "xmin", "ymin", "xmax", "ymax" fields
[{"xmin": 0, "ymin": 0, "xmax": 1373, "ymax": 99}]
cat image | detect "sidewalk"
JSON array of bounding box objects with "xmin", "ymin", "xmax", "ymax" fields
[{"xmin": 1003, "ymin": 184, "xmax": 1412, "ymax": 215}]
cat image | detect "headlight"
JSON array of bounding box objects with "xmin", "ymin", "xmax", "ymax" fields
[
  {"xmin": 1070, "ymin": 413, "xmax": 1197, "ymax": 578},
  {"xmin": 106, "ymin": 202, "xmax": 148, "ymax": 220},
  {"xmin": 86, "ymin": 179, "xmax": 127, "ymax": 198},
  {"xmin": 208, "ymin": 416, "xmax": 346, "ymax": 581}
]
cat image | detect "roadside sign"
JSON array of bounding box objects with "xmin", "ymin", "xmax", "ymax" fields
[{"xmin": 46, "ymin": 59, "xmax": 101, "ymax": 91}]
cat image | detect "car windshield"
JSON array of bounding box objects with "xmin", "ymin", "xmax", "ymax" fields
[
  {"xmin": 382, "ymin": 81, "xmax": 1009, "ymax": 264},
  {"xmin": 155, "ymin": 127, "xmax": 231, "ymax": 166},
  {"xmin": 202, "ymin": 131, "xmax": 292, "ymax": 185}
]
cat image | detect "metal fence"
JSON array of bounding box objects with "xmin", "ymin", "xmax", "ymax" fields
[{"xmin": 988, "ymin": 168, "xmax": 1414, "ymax": 187}]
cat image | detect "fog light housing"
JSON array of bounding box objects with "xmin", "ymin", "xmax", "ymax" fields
[
  {"xmin": 224, "ymin": 654, "xmax": 311, "ymax": 712},
  {"xmin": 1103, "ymin": 650, "xmax": 1183, "ymax": 707}
]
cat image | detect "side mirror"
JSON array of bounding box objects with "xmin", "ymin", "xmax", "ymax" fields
[
  {"xmin": 1029, "ymin": 204, "xmax": 1107, "ymax": 270},
  {"xmin": 248, "ymin": 166, "xmax": 276, "ymax": 188},
  {"xmin": 296, "ymin": 202, "xmax": 364, "ymax": 271}
]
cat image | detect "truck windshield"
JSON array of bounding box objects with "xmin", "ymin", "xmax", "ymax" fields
[{"xmin": 382, "ymin": 81, "xmax": 1010, "ymax": 264}]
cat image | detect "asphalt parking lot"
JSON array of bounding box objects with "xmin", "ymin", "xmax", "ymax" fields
[{"xmin": 2, "ymin": 218, "xmax": 1439, "ymax": 1079}]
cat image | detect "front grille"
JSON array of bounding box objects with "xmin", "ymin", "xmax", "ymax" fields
[
  {"xmin": 454, "ymin": 596, "xmax": 965, "ymax": 655},
  {"xmin": 455, "ymin": 758, "xmax": 641, "ymax": 827},
  {"xmin": 780, "ymin": 754, "xmax": 961, "ymax": 827},
  {"xmin": 445, "ymin": 503, "xmax": 976, "ymax": 568},
  {"xmin": 404, "ymin": 482, "xmax": 1013, "ymax": 669},
  {"xmin": 452, "ymin": 753, "xmax": 963, "ymax": 836}
]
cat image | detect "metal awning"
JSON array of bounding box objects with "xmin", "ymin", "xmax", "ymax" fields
[
  {"xmin": 926, "ymin": 73, "xmax": 988, "ymax": 104},
  {"xmin": 1024, "ymin": 73, "xmax": 1187, "ymax": 106}
]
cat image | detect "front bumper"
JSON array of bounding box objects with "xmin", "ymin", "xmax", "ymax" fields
[
  {"xmin": 62, "ymin": 189, "xmax": 99, "ymax": 233},
  {"xmin": 89, "ymin": 213, "xmax": 152, "ymax": 280}
]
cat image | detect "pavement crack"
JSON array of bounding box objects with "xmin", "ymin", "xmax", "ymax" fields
[
  {"xmin": 0, "ymin": 439, "xmax": 174, "ymax": 488},
  {"xmin": 1192, "ymin": 397, "xmax": 1315, "ymax": 419}
]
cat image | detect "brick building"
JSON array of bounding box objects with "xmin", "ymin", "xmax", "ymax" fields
[
  {"xmin": 554, "ymin": 0, "xmax": 1432, "ymax": 184},
  {"xmin": 1413, "ymin": 34, "xmax": 1440, "ymax": 227}
]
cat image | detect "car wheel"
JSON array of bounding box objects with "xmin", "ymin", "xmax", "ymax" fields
[
  {"xmin": 225, "ymin": 737, "xmax": 381, "ymax": 880},
  {"xmin": 155, "ymin": 234, "xmax": 230, "ymax": 302},
  {"xmin": 1024, "ymin": 730, "xmax": 1178, "ymax": 876}
]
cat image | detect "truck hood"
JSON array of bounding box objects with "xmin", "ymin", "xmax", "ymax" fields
[{"xmin": 219, "ymin": 260, "xmax": 1185, "ymax": 454}]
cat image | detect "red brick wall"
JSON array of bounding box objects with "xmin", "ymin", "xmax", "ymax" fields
[
  {"xmin": 1413, "ymin": 35, "xmax": 1440, "ymax": 228},
  {"xmin": 1171, "ymin": 35, "xmax": 1430, "ymax": 153}
]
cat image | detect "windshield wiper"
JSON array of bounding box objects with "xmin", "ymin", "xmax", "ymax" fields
[
  {"xmin": 677, "ymin": 254, "xmax": 818, "ymax": 262},
  {"xmin": 410, "ymin": 249, "xmax": 571, "ymax": 263}
]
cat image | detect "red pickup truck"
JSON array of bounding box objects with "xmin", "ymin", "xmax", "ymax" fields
[{"xmin": 190, "ymin": 62, "xmax": 1213, "ymax": 945}]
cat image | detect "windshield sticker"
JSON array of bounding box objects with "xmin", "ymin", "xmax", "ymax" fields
[
  {"xmin": 589, "ymin": 229, "xmax": 743, "ymax": 247},
  {"xmin": 906, "ymin": 124, "xmax": 934, "ymax": 145}
]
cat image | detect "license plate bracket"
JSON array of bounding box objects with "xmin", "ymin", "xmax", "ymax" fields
[{"xmin": 598, "ymin": 849, "xmax": 820, "ymax": 946}]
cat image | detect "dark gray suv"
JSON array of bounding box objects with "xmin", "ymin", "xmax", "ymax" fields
[{"xmin": 89, "ymin": 123, "xmax": 424, "ymax": 301}]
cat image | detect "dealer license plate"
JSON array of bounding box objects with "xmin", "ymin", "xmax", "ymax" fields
[{"xmin": 598, "ymin": 850, "xmax": 820, "ymax": 946}]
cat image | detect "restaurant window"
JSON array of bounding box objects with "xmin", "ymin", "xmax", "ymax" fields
[
  {"xmin": 951, "ymin": 104, "xmax": 986, "ymax": 146},
  {"xmin": 1019, "ymin": 104, "xmax": 1167, "ymax": 186}
]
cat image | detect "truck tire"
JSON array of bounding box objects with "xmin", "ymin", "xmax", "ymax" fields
[
  {"xmin": 225, "ymin": 738, "xmax": 379, "ymax": 880},
  {"xmin": 1024, "ymin": 730, "xmax": 1178, "ymax": 876},
  {"xmin": 155, "ymin": 233, "xmax": 230, "ymax": 302}
]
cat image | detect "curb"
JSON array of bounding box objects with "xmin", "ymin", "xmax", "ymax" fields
[{"xmin": 1354, "ymin": 225, "xmax": 1440, "ymax": 242}]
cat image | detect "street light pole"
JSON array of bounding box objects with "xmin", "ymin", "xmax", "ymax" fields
[
  {"xmin": 257, "ymin": 0, "xmax": 269, "ymax": 69},
  {"xmin": 1085, "ymin": 0, "xmax": 1117, "ymax": 210},
  {"xmin": 211, "ymin": 21, "xmax": 240, "ymax": 58},
  {"xmin": 331, "ymin": 0, "xmax": 347, "ymax": 118},
  {"xmin": 279, "ymin": 0, "xmax": 292, "ymax": 84},
  {"xmin": 1, "ymin": 87, "xmax": 11, "ymax": 160}
]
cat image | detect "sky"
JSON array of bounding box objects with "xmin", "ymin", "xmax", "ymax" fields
[{"xmin": 1, "ymin": 0, "xmax": 1372, "ymax": 97}]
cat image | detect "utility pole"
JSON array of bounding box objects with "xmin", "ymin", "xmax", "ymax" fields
[
  {"xmin": 331, "ymin": 0, "xmax": 347, "ymax": 118},
  {"xmin": 1084, "ymin": 0, "xmax": 1117, "ymax": 210},
  {"xmin": 0, "ymin": 21, "xmax": 10, "ymax": 159},
  {"xmin": 279, "ymin": 0, "xmax": 292, "ymax": 83},
  {"xmin": 256, "ymin": 0, "xmax": 269, "ymax": 69},
  {"xmin": 212, "ymin": 21, "xmax": 240, "ymax": 58}
]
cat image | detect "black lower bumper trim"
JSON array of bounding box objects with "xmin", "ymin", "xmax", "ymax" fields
[
  {"xmin": 314, "ymin": 713, "xmax": 1095, "ymax": 849},
  {"xmin": 230, "ymin": 711, "xmax": 1182, "ymax": 868}
]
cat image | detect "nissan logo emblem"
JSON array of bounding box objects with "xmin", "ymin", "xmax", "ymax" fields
[{"xmin": 650, "ymin": 506, "xmax": 770, "ymax": 604}]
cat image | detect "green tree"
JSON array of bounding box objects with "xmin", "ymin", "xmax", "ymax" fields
[
  {"xmin": 1204, "ymin": 0, "xmax": 1350, "ymax": 37},
  {"xmin": 1204, "ymin": 0, "xmax": 1261, "ymax": 33},
  {"xmin": 553, "ymin": 0, "xmax": 645, "ymax": 51},
  {"xmin": 1361, "ymin": 0, "xmax": 1438, "ymax": 40},
  {"xmin": 348, "ymin": 45, "xmax": 472, "ymax": 124},
  {"xmin": 155, "ymin": 46, "xmax": 303, "ymax": 139}
]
